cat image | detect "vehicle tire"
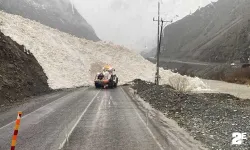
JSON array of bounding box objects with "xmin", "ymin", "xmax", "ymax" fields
[
  {"xmin": 108, "ymin": 81, "xmax": 114, "ymax": 89},
  {"xmin": 95, "ymin": 83, "xmax": 100, "ymax": 89},
  {"xmin": 108, "ymin": 75, "xmax": 114, "ymax": 89},
  {"xmin": 114, "ymin": 78, "xmax": 118, "ymax": 88}
]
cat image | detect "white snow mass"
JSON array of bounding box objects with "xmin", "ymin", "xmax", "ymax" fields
[{"xmin": 0, "ymin": 11, "xmax": 208, "ymax": 91}]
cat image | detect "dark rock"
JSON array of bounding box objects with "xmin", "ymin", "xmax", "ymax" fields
[
  {"xmin": 7, "ymin": 63, "xmax": 15, "ymax": 68},
  {"xmin": 0, "ymin": 31, "xmax": 51, "ymax": 106}
]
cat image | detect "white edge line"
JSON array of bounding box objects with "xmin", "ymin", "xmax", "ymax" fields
[
  {"xmin": 120, "ymin": 87, "xmax": 164, "ymax": 150},
  {"xmin": 0, "ymin": 88, "xmax": 88, "ymax": 130},
  {"xmin": 58, "ymin": 89, "xmax": 101, "ymax": 149}
]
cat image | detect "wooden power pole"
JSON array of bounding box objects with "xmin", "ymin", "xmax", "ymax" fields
[{"xmin": 153, "ymin": 2, "xmax": 172, "ymax": 85}]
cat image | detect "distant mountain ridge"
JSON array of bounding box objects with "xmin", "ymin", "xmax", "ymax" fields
[
  {"xmin": 145, "ymin": 0, "xmax": 250, "ymax": 63},
  {"xmin": 0, "ymin": 0, "xmax": 100, "ymax": 41}
]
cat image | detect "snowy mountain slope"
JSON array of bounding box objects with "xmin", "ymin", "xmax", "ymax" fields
[
  {"xmin": 0, "ymin": 11, "xmax": 208, "ymax": 91},
  {"xmin": 0, "ymin": 0, "xmax": 99, "ymax": 41}
]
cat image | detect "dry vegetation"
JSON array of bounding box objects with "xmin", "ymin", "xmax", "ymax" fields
[
  {"xmin": 224, "ymin": 68, "xmax": 250, "ymax": 85},
  {"xmin": 168, "ymin": 76, "xmax": 190, "ymax": 92}
]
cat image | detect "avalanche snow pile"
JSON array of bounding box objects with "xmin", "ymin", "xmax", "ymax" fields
[{"xmin": 0, "ymin": 11, "xmax": 208, "ymax": 90}]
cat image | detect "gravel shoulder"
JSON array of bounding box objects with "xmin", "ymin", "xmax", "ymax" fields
[{"xmin": 130, "ymin": 79, "xmax": 250, "ymax": 150}]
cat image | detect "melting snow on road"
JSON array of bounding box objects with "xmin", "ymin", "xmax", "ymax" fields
[{"xmin": 0, "ymin": 11, "xmax": 208, "ymax": 91}]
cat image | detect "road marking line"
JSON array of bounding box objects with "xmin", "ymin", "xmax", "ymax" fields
[
  {"xmin": 58, "ymin": 89, "xmax": 100, "ymax": 149},
  {"xmin": 120, "ymin": 87, "xmax": 164, "ymax": 150},
  {"xmin": 0, "ymin": 88, "xmax": 88, "ymax": 130}
]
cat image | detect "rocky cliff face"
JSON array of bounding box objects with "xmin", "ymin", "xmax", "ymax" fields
[
  {"xmin": 0, "ymin": 0, "xmax": 100, "ymax": 41},
  {"xmin": 0, "ymin": 31, "xmax": 50, "ymax": 105},
  {"xmin": 154, "ymin": 0, "xmax": 250, "ymax": 63}
]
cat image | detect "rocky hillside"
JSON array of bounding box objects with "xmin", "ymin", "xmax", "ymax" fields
[
  {"xmin": 147, "ymin": 0, "xmax": 250, "ymax": 63},
  {"xmin": 0, "ymin": 0, "xmax": 100, "ymax": 41},
  {"xmin": 0, "ymin": 31, "xmax": 50, "ymax": 106}
]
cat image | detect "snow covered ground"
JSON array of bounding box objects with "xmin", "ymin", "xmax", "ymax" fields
[{"xmin": 0, "ymin": 11, "xmax": 208, "ymax": 90}]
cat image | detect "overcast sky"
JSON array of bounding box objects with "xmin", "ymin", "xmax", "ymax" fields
[{"xmin": 72, "ymin": 0, "xmax": 217, "ymax": 52}]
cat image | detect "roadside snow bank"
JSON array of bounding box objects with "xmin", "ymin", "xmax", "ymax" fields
[{"xmin": 0, "ymin": 11, "xmax": 208, "ymax": 90}]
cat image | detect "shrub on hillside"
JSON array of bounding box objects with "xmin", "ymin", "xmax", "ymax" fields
[{"xmin": 224, "ymin": 68, "xmax": 250, "ymax": 84}]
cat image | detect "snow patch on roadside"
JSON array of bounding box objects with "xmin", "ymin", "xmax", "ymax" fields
[{"xmin": 0, "ymin": 11, "xmax": 208, "ymax": 91}]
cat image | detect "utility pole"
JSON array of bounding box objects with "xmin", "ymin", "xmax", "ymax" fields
[
  {"xmin": 153, "ymin": 2, "xmax": 173, "ymax": 85},
  {"xmin": 159, "ymin": 20, "xmax": 165, "ymax": 51},
  {"xmin": 159, "ymin": 19, "xmax": 173, "ymax": 51},
  {"xmin": 153, "ymin": 2, "xmax": 160, "ymax": 85}
]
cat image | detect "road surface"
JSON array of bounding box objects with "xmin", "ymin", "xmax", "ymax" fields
[{"xmin": 0, "ymin": 87, "xmax": 205, "ymax": 150}]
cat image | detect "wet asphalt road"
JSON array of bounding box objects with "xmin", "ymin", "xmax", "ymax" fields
[
  {"xmin": 62, "ymin": 87, "xmax": 164, "ymax": 150},
  {"xmin": 0, "ymin": 87, "xmax": 168, "ymax": 150}
]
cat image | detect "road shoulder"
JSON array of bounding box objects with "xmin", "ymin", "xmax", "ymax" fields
[
  {"xmin": 0, "ymin": 88, "xmax": 81, "ymax": 128},
  {"xmin": 128, "ymin": 80, "xmax": 250, "ymax": 149},
  {"xmin": 122, "ymin": 86, "xmax": 207, "ymax": 150}
]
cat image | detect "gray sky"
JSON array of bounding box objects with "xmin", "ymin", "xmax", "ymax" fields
[{"xmin": 72, "ymin": 0, "xmax": 217, "ymax": 52}]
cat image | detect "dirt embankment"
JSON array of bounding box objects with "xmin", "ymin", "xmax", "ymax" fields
[
  {"xmin": 0, "ymin": 31, "xmax": 50, "ymax": 106},
  {"xmin": 225, "ymin": 67, "xmax": 250, "ymax": 85},
  {"xmin": 131, "ymin": 79, "xmax": 250, "ymax": 150}
]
